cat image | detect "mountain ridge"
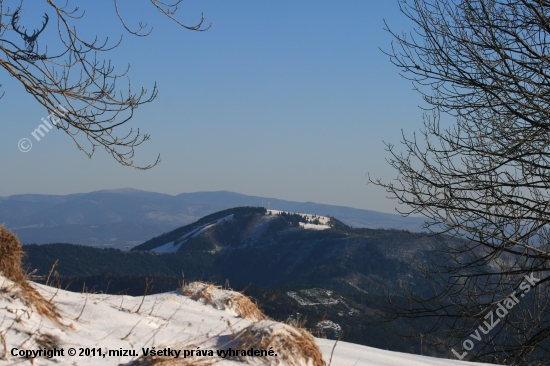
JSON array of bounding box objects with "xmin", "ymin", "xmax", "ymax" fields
[{"xmin": 1, "ymin": 189, "xmax": 426, "ymax": 248}]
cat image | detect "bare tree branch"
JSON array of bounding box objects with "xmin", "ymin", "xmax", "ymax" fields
[
  {"xmin": 0, "ymin": 0, "xmax": 209, "ymax": 169},
  {"xmin": 371, "ymin": 1, "xmax": 550, "ymax": 364}
]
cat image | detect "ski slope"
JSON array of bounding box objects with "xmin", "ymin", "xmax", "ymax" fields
[{"xmin": 151, "ymin": 214, "xmax": 234, "ymax": 253}]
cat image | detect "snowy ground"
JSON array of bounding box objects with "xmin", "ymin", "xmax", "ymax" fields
[
  {"xmin": 316, "ymin": 339, "xmax": 491, "ymax": 366},
  {"xmin": 0, "ymin": 276, "xmax": 492, "ymax": 365}
]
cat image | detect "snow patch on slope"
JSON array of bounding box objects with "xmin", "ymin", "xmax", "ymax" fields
[
  {"xmin": 316, "ymin": 320, "xmax": 343, "ymax": 338},
  {"xmin": 190, "ymin": 214, "xmax": 234, "ymax": 238},
  {"xmin": 287, "ymin": 289, "xmax": 341, "ymax": 306},
  {"xmin": 150, "ymin": 240, "xmax": 182, "ymax": 253},
  {"xmin": 298, "ymin": 222, "xmax": 330, "ymax": 230},
  {"xmin": 152, "ymin": 214, "xmax": 234, "ymax": 253},
  {"xmin": 267, "ymin": 210, "xmax": 331, "ymax": 230}
]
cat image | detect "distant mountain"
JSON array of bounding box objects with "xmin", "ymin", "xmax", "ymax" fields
[
  {"xmin": 130, "ymin": 206, "xmax": 435, "ymax": 290},
  {"xmin": 1, "ymin": 188, "xmax": 426, "ymax": 248},
  {"xmin": 21, "ymin": 206, "xmax": 445, "ymax": 354},
  {"xmin": 12, "ymin": 222, "xmax": 174, "ymax": 249},
  {"xmin": 24, "ymin": 207, "xmax": 437, "ymax": 293}
]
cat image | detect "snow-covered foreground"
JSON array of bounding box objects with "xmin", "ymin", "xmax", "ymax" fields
[
  {"xmin": 316, "ymin": 339, "xmax": 492, "ymax": 366},
  {"xmin": 0, "ymin": 276, "xmax": 491, "ymax": 366}
]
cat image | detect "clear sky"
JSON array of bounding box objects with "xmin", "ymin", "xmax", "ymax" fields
[{"xmin": 0, "ymin": 1, "xmax": 427, "ymax": 214}]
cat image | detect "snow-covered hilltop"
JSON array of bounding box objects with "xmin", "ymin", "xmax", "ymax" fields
[
  {"xmin": 1, "ymin": 275, "xmax": 492, "ymax": 366},
  {"xmin": 145, "ymin": 208, "xmax": 333, "ymax": 254}
]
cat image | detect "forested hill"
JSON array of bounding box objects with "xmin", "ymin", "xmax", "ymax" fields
[{"xmin": 24, "ymin": 206, "xmax": 442, "ymax": 293}]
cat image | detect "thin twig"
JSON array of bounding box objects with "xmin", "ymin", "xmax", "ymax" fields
[
  {"xmin": 135, "ymin": 278, "xmax": 152, "ymax": 314},
  {"xmin": 44, "ymin": 260, "xmax": 58, "ymax": 287},
  {"xmin": 122, "ymin": 320, "xmax": 141, "ymax": 340},
  {"xmin": 75, "ymin": 286, "xmax": 88, "ymax": 321},
  {"xmin": 328, "ymin": 331, "xmax": 344, "ymax": 366}
]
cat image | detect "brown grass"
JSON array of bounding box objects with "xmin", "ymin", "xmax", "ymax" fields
[
  {"xmin": 182, "ymin": 283, "xmax": 218, "ymax": 306},
  {"xmin": 0, "ymin": 225, "xmax": 59, "ymax": 321},
  {"xmin": 182, "ymin": 282, "xmax": 267, "ymax": 322},
  {"xmin": 35, "ymin": 332, "xmax": 60, "ymax": 349},
  {"xmin": 124, "ymin": 341, "xmax": 215, "ymax": 366},
  {"xmin": 227, "ymin": 320, "xmax": 326, "ymax": 366},
  {"xmin": 0, "ymin": 225, "xmax": 26, "ymax": 283},
  {"xmin": 226, "ymin": 293, "xmax": 267, "ymax": 322}
]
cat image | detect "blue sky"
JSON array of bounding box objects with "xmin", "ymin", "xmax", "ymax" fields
[{"xmin": 0, "ymin": 1, "xmax": 426, "ymax": 213}]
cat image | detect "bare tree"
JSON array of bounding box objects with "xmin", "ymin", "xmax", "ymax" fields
[
  {"xmin": 370, "ymin": 0, "xmax": 550, "ymax": 364},
  {"xmin": 0, "ymin": 0, "xmax": 209, "ymax": 169}
]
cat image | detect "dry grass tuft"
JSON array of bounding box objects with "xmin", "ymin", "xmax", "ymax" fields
[
  {"xmin": 182, "ymin": 282, "xmax": 267, "ymax": 322},
  {"xmin": 124, "ymin": 341, "xmax": 214, "ymax": 366},
  {"xmin": 226, "ymin": 293, "xmax": 267, "ymax": 322},
  {"xmin": 0, "ymin": 332, "xmax": 6, "ymax": 360},
  {"xmin": 227, "ymin": 320, "xmax": 326, "ymax": 366},
  {"xmin": 182, "ymin": 283, "xmax": 218, "ymax": 307},
  {"xmin": 19, "ymin": 283, "xmax": 60, "ymax": 320},
  {"xmin": 0, "ymin": 225, "xmax": 26, "ymax": 284},
  {"xmin": 0, "ymin": 225, "xmax": 59, "ymax": 321},
  {"xmin": 35, "ymin": 332, "xmax": 60, "ymax": 349}
]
